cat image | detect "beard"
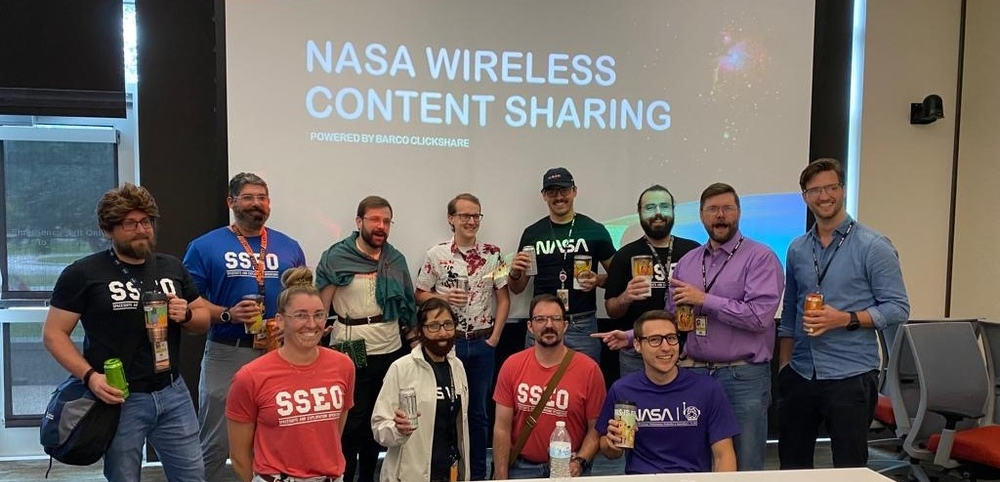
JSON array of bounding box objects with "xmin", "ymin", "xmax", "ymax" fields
[
  {"xmin": 536, "ymin": 327, "xmax": 562, "ymax": 348},
  {"xmin": 708, "ymin": 220, "xmax": 738, "ymax": 245},
  {"xmin": 233, "ymin": 205, "xmax": 268, "ymax": 230},
  {"xmin": 640, "ymin": 214, "xmax": 675, "ymax": 240},
  {"xmin": 114, "ymin": 235, "xmax": 155, "ymax": 260},
  {"xmin": 360, "ymin": 225, "xmax": 388, "ymax": 248},
  {"xmin": 422, "ymin": 336, "xmax": 455, "ymax": 358}
]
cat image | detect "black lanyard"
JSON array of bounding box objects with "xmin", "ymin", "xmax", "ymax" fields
[
  {"xmin": 645, "ymin": 236, "xmax": 673, "ymax": 279},
  {"xmin": 811, "ymin": 222, "xmax": 855, "ymax": 289},
  {"xmin": 701, "ymin": 237, "xmax": 745, "ymax": 293},
  {"xmin": 548, "ymin": 216, "xmax": 576, "ymax": 288}
]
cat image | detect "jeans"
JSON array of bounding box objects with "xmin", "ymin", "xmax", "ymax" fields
[
  {"xmin": 687, "ymin": 362, "xmax": 771, "ymax": 471},
  {"xmin": 619, "ymin": 346, "xmax": 644, "ymax": 377},
  {"xmin": 778, "ymin": 368, "xmax": 879, "ymax": 469},
  {"xmin": 525, "ymin": 314, "xmax": 601, "ymax": 364},
  {"xmin": 104, "ymin": 375, "xmax": 205, "ymax": 482},
  {"xmin": 455, "ymin": 337, "xmax": 495, "ymax": 480},
  {"xmin": 199, "ymin": 340, "xmax": 261, "ymax": 482},
  {"xmin": 343, "ymin": 352, "xmax": 396, "ymax": 482}
]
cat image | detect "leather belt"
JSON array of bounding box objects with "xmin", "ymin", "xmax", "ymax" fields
[
  {"xmin": 566, "ymin": 310, "xmax": 596, "ymax": 322},
  {"xmin": 256, "ymin": 474, "xmax": 336, "ymax": 482},
  {"xmin": 456, "ymin": 326, "xmax": 493, "ymax": 340},
  {"xmin": 678, "ymin": 358, "xmax": 750, "ymax": 369},
  {"xmin": 340, "ymin": 314, "xmax": 385, "ymax": 326}
]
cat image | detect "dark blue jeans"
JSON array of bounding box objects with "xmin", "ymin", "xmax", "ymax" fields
[{"xmin": 455, "ymin": 337, "xmax": 495, "ymax": 480}]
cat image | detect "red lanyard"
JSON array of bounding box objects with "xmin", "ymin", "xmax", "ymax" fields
[{"xmin": 231, "ymin": 225, "xmax": 268, "ymax": 295}]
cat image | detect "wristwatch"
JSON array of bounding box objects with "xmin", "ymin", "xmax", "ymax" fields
[
  {"xmin": 220, "ymin": 308, "xmax": 232, "ymax": 324},
  {"xmin": 846, "ymin": 312, "xmax": 860, "ymax": 331},
  {"xmin": 570, "ymin": 456, "xmax": 590, "ymax": 471}
]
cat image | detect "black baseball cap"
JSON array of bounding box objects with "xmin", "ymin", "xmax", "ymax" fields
[{"xmin": 541, "ymin": 167, "xmax": 575, "ymax": 191}]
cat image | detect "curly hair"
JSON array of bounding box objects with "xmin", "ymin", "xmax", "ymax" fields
[{"xmin": 96, "ymin": 183, "xmax": 160, "ymax": 233}]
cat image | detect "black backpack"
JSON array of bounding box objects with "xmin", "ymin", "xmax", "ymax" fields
[{"xmin": 39, "ymin": 376, "xmax": 121, "ymax": 469}]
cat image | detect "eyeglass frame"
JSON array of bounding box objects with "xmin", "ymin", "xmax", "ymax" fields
[
  {"xmin": 231, "ymin": 194, "xmax": 270, "ymax": 204},
  {"xmin": 423, "ymin": 321, "xmax": 457, "ymax": 332},
  {"xmin": 281, "ymin": 311, "xmax": 329, "ymax": 323},
  {"xmin": 802, "ymin": 182, "xmax": 844, "ymax": 199},
  {"xmin": 638, "ymin": 333, "xmax": 681, "ymax": 347},
  {"xmin": 542, "ymin": 186, "xmax": 574, "ymax": 198},
  {"xmin": 361, "ymin": 215, "xmax": 395, "ymax": 226},
  {"xmin": 119, "ymin": 217, "xmax": 155, "ymax": 232},
  {"xmin": 530, "ymin": 315, "xmax": 566, "ymax": 325},
  {"xmin": 701, "ymin": 205, "xmax": 739, "ymax": 216},
  {"xmin": 641, "ymin": 202, "xmax": 674, "ymax": 215},
  {"xmin": 451, "ymin": 213, "xmax": 484, "ymax": 223}
]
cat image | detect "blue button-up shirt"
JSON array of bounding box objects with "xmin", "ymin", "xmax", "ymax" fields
[{"xmin": 779, "ymin": 216, "xmax": 909, "ymax": 380}]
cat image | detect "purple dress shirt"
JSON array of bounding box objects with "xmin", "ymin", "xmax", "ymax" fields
[{"xmin": 665, "ymin": 230, "xmax": 784, "ymax": 364}]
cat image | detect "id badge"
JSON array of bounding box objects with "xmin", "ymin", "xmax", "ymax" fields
[
  {"xmin": 152, "ymin": 340, "xmax": 171, "ymax": 373},
  {"xmin": 695, "ymin": 315, "xmax": 708, "ymax": 336},
  {"xmin": 556, "ymin": 288, "xmax": 570, "ymax": 311}
]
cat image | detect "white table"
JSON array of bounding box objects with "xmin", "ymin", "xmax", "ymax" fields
[{"xmin": 507, "ymin": 467, "xmax": 895, "ymax": 482}]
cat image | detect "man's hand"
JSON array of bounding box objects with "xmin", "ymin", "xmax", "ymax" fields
[
  {"xmin": 802, "ymin": 305, "xmax": 849, "ymax": 337},
  {"xmin": 393, "ymin": 408, "xmax": 418, "ymax": 436},
  {"xmin": 620, "ymin": 276, "xmax": 652, "ymax": 302},
  {"xmin": 443, "ymin": 289, "xmax": 469, "ymax": 307},
  {"xmin": 510, "ymin": 252, "xmax": 531, "ymax": 277},
  {"xmin": 670, "ymin": 278, "xmax": 706, "ymax": 306},
  {"xmin": 577, "ymin": 270, "xmax": 598, "ymax": 292},
  {"xmin": 87, "ymin": 372, "xmax": 126, "ymax": 405},
  {"xmin": 228, "ymin": 299, "xmax": 263, "ymax": 324},
  {"xmin": 166, "ymin": 295, "xmax": 189, "ymax": 323},
  {"xmin": 603, "ymin": 419, "xmax": 626, "ymax": 458},
  {"xmin": 591, "ymin": 330, "xmax": 629, "ymax": 350}
]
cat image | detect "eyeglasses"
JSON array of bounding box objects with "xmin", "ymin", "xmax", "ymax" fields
[
  {"xmin": 362, "ymin": 216, "xmax": 394, "ymax": 226},
  {"xmin": 702, "ymin": 205, "xmax": 738, "ymax": 216},
  {"xmin": 284, "ymin": 311, "xmax": 329, "ymax": 323},
  {"xmin": 424, "ymin": 321, "xmax": 456, "ymax": 332},
  {"xmin": 234, "ymin": 194, "xmax": 270, "ymax": 203},
  {"xmin": 119, "ymin": 217, "xmax": 154, "ymax": 232},
  {"xmin": 453, "ymin": 213, "xmax": 484, "ymax": 223},
  {"xmin": 542, "ymin": 187, "xmax": 573, "ymax": 198},
  {"xmin": 642, "ymin": 203, "xmax": 673, "ymax": 215},
  {"xmin": 802, "ymin": 183, "xmax": 844, "ymax": 199},
  {"xmin": 530, "ymin": 315, "xmax": 565, "ymax": 324},
  {"xmin": 639, "ymin": 333, "xmax": 680, "ymax": 347}
]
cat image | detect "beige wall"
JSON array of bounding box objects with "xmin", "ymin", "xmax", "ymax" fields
[
  {"xmin": 859, "ymin": 0, "xmax": 962, "ymax": 318},
  {"xmin": 950, "ymin": 0, "xmax": 1000, "ymax": 319}
]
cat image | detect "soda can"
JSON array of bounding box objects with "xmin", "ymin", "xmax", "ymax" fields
[
  {"xmin": 523, "ymin": 246, "xmax": 538, "ymax": 276},
  {"xmin": 399, "ymin": 387, "xmax": 419, "ymax": 429},
  {"xmin": 614, "ymin": 401, "xmax": 637, "ymax": 449},
  {"xmin": 573, "ymin": 254, "xmax": 592, "ymax": 290},
  {"xmin": 676, "ymin": 304, "xmax": 695, "ymax": 332},
  {"xmin": 243, "ymin": 294, "xmax": 265, "ymax": 334},
  {"xmin": 630, "ymin": 255, "xmax": 654, "ymax": 298},
  {"xmin": 104, "ymin": 358, "xmax": 129, "ymax": 399},
  {"xmin": 804, "ymin": 292, "xmax": 824, "ymax": 311},
  {"xmin": 263, "ymin": 318, "xmax": 281, "ymax": 352}
]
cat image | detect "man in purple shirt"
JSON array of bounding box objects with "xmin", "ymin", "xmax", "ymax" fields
[{"xmin": 664, "ymin": 182, "xmax": 784, "ymax": 471}]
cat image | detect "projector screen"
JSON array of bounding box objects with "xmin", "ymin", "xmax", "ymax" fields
[{"xmin": 225, "ymin": 0, "xmax": 814, "ymax": 316}]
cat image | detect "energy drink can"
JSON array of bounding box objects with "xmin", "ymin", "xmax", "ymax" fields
[
  {"xmin": 614, "ymin": 401, "xmax": 637, "ymax": 449},
  {"xmin": 573, "ymin": 254, "xmax": 592, "ymax": 290},
  {"xmin": 523, "ymin": 246, "xmax": 538, "ymax": 276},
  {"xmin": 104, "ymin": 358, "xmax": 129, "ymax": 399},
  {"xmin": 399, "ymin": 387, "xmax": 419, "ymax": 429}
]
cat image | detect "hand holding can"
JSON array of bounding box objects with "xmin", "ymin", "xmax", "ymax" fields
[
  {"xmin": 523, "ymin": 246, "xmax": 538, "ymax": 276},
  {"xmin": 630, "ymin": 255, "xmax": 654, "ymax": 299},
  {"xmin": 573, "ymin": 255, "xmax": 593, "ymax": 290},
  {"xmin": 243, "ymin": 294, "xmax": 265, "ymax": 334},
  {"xmin": 613, "ymin": 401, "xmax": 637, "ymax": 449}
]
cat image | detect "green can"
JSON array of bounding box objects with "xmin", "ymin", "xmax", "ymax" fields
[{"xmin": 104, "ymin": 358, "xmax": 129, "ymax": 399}]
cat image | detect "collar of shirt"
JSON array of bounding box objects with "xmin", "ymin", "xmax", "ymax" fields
[
  {"xmin": 449, "ymin": 238, "xmax": 480, "ymax": 258},
  {"xmin": 808, "ymin": 214, "xmax": 855, "ymax": 242}
]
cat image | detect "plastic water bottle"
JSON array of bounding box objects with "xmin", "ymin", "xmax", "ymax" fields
[{"xmin": 549, "ymin": 420, "xmax": 572, "ymax": 479}]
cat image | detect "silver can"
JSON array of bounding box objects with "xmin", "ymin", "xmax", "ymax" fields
[
  {"xmin": 453, "ymin": 275, "xmax": 471, "ymax": 306},
  {"xmin": 399, "ymin": 387, "xmax": 419, "ymax": 429},
  {"xmin": 523, "ymin": 245, "xmax": 538, "ymax": 276}
]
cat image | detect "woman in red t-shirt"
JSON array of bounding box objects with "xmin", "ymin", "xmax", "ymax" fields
[{"xmin": 226, "ymin": 267, "xmax": 356, "ymax": 482}]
